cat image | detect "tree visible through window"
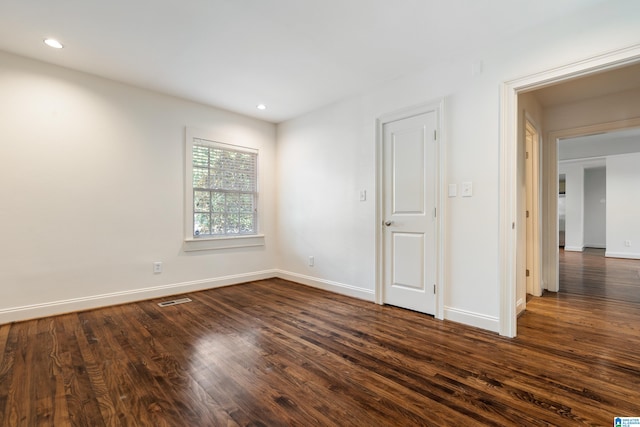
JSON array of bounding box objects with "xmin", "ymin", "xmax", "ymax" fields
[{"xmin": 192, "ymin": 139, "xmax": 257, "ymax": 237}]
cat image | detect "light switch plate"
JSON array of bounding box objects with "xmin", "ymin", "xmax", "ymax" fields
[
  {"xmin": 461, "ymin": 182, "xmax": 473, "ymax": 197},
  {"xmin": 448, "ymin": 184, "xmax": 457, "ymax": 197}
]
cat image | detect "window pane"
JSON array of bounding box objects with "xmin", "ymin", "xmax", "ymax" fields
[
  {"xmin": 238, "ymin": 153, "xmax": 252, "ymax": 170},
  {"xmin": 238, "ymin": 173, "xmax": 253, "ymax": 191},
  {"xmin": 211, "ymin": 192, "xmax": 225, "ymax": 212},
  {"xmin": 226, "ymin": 213, "xmax": 239, "ymax": 234},
  {"xmin": 222, "ymin": 170, "xmax": 234, "ymax": 190},
  {"xmin": 239, "ymin": 194, "xmax": 253, "ymax": 213},
  {"xmin": 191, "ymin": 138, "xmax": 257, "ymax": 237},
  {"xmin": 194, "ymin": 213, "xmax": 210, "ymax": 236},
  {"xmin": 226, "ymin": 193, "xmax": 240, "ymax": 211},
  {"xmin": 210, "ymin": 170, "xmax": 224, "ymax": 189},
  {"xmin": 211, "ymin": 213, "xmax": 225, "ymax": 234},
  {"xmin": 239, "ymin": 213, "xmax": 255, "ymax": 233},
  {"xmin": 193, "ymin": 167, "xmax": 209, "ymax": 188},
  {"xmin": 194, "ymin": 191, "xmax": 210, "ymax": 213},
  {"xmin": 210, "ymin": 148, "xmax": 224, "ymax": 169},
  {"xmin": 193, "ymin": 145, "xmax": 209, "ymax": 167}
]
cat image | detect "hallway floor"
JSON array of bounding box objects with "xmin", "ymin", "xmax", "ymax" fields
[{"xmin": 559, "ymin": 247, "xmax": 640, "ymax": 303}]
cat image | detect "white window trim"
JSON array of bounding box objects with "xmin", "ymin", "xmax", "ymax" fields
[{"xmin": 184, "ymin": 127, "xmax": 264, "ymax": 252}]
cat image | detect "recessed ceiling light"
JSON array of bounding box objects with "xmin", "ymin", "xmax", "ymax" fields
[
  {"xmin": 256, "ymin": 104, "xmax": 267, "ymax": 110},
  {"xmin": 44, "ymin": 38, "xmax": 63, "ymax": 49}
]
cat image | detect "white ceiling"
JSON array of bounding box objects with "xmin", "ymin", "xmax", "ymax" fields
[{"xmin": 0, "ymin": 0, "xmax": 608, "ymax": 123}]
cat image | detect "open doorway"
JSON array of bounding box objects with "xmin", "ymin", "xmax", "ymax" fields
[
  {"xmin": 555, "ymin": 128, "xmax": 640, "ymax": 301},
  {"xmin": 500, "ymin": 47, "xmax": 640, "ymax": 337},
  {"xmin": 523, "ymin": 77, "xmax": 640, "ymax": 296}
]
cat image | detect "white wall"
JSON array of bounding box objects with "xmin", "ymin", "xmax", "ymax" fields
[
  {"xmin": 606, "ymin": 152, "xmax": 640, "ymax": 259},
  {"xmin": 544, "ymin": 88, "xmax": 640, "ymax": 135},
  {"xmin": 276, "ymin": 100, "xmax": 376, "ymax": 299},
  {"xmin": 558, "ymin": 163, "xmax": 585, "ymax": 252},
  {"xmin": 559, "ymin": 130, "xmax": 640, "ymax": 160},
  {"xmin": 584, "ymin": 167, "xmax": 606, "ymax": 248},
  {"xmin": 0, "ymin": 51, "xmax": 277, "ymax": 322},
  {"xmin": 277, "ymin": 0, "xmax": 640, "ymax": 332},
  {"xmin": 549, "ymin": 157, "xmax": 610, "ymax": 256}
]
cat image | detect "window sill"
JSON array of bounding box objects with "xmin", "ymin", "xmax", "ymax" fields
[{"xmin": 183, "ymin": 234, "xmax": 265, "ymax": 252}]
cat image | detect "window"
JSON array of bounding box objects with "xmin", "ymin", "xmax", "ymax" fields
[
  {"xmin": 192, "ymin": 140, "xmax": 257, "ymax": 236},
  {"xmin": 184, "ymin": 128, "xmax": 263, "ymax": 251}
]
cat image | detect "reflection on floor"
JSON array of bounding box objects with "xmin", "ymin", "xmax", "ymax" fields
[{"xmin": 559, "ymin": 247, "xmax": 640, "ymax": 303}]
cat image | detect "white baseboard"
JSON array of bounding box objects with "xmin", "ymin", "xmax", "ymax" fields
[
  {"xmin": 516, "ymin": 298, "xmax": 526, "ymax": 316},
  {"xmin": 444, "ymin": 306, "xmax": 500, "ymax": 333},
  {"xmin": 0, "ymin": 269, "xmax": 278, "ymax": 324},
  {"xmin": 2, "ymin": 269, "xmax": 500, "ymax": 338},
  {"xmin": 605, "ymin": 251, "xmax": 640, "ymax": 260},
  {"xmin": 584, "ymin": 243, "xmax": 606, "ymax": 249},
  {"xmin": 275, "ymin": 270, "xmax": 375, "ymax": 302},
  {"xmin": 564, "ymin": 245, "xmax": 584, "ymax": 252}
]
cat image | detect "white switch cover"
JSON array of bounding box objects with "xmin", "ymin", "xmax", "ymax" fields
[
  {"xmin": 448, "ymin": 184, "xmax": 457, "ymax": 197},
  {"xmin": 359, "ymin": 190, "xmax": 366, "ymax": 201},
  {"xmin": 461, "ymin": 182, "xmax": 473, "ymax": 197}
]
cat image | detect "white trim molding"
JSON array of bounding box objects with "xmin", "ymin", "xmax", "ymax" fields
[
  {"xmin": 605, "ymin": 252, "xmax": 640, "ymax": 260},
  {"xmin": 0, "ymin": 270, "xmax": 375, "ymax": 325},
  {"xmin": 444, "ymin": 306, "xmax": 500, "ymax": 333},
  {"xmin": 183, "ymin": 234, "xmax": 266, "ymax": 252},
  {"xmin": 275, "ymin": 270, "xmax": 375, "ymax": 302},
  {"xmin": 0, "ymin": 270, "xmax": 278, "ymax": 324},
  {"xmin": 499, "ymin": 43, "xmax": 640, "ymax": 338}
]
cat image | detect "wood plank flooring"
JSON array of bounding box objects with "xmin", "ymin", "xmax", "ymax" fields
[
  {"xmin": 1, "ymin": 278, "xmax": 640, "ymax": 426},
  {"xmin": 560, "ymin": 247, "xmax": 640, "ymax": 303}
]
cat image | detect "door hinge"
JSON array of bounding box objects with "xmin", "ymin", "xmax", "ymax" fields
[
  {"xmin": 526, "ymin": 269, "xmax": 530, "ymax": 277},
  {"xmin": 526, "ymin": 151, "xmax": 529, "ymax": 159},
  {"xmin": 526, "ymin": 210, "xmax": 530, "ymax": 218},
  {"xmin": 434, "ymin": 207, "xmax": 437, "ymax": 217},
  {"xmin": 433, "ymin": 130, "xmax": 437, "ymax": 140},
  {"xmin": 433, "ymin": 284, "xmax": 436, "ymax": 294}
]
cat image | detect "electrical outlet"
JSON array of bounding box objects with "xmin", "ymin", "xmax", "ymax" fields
[
  {"xmin": 625, "ymin": 240, "xmax": 631, "ymax": 247},
  {"xmin": 153, "ymin": 261, "xmax": 162, "ymax": 274},
  {"xmin": 308, "ymin": 256, "xmax": 314, "ymax": 267}
]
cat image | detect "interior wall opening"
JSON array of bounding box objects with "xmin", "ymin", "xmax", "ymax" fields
[{"xmin": 517, "ymin": 62, "xmax": 640, "ymax": 316}]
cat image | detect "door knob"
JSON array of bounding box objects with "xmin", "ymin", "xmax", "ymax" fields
[{"xmin": 384, "ymin": 220, "xmax": 393, "ymax": 226}]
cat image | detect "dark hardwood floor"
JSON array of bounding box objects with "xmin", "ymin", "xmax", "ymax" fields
[
  {"xmin": 559, "ymin": 247, "xmax": 640, "ymax": 303},
  {"xmin": 2, "ymin": 278, "xmax": 640, "ymax": 426}
]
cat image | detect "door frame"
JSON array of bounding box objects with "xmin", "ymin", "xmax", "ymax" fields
[
  {"xmin": 375, "ymin": 99, "xmax": 445, "ymax": 320},
  {"xmin": 525, "ymin": 116, "xmax": 542, "ymax": 298},
  {"xmin": 499, "ymin": 44, "xmax": 640, "ymax": 337}
]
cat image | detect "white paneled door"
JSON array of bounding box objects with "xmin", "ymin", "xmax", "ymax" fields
[{"xmin": 382, "ymin": 112, "xmax": 437, "ymax": 315}]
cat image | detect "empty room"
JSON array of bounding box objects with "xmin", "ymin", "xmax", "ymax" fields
[{"xmin": 1, "ymin": 1, "xmax": 640, "ymax": 425}]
